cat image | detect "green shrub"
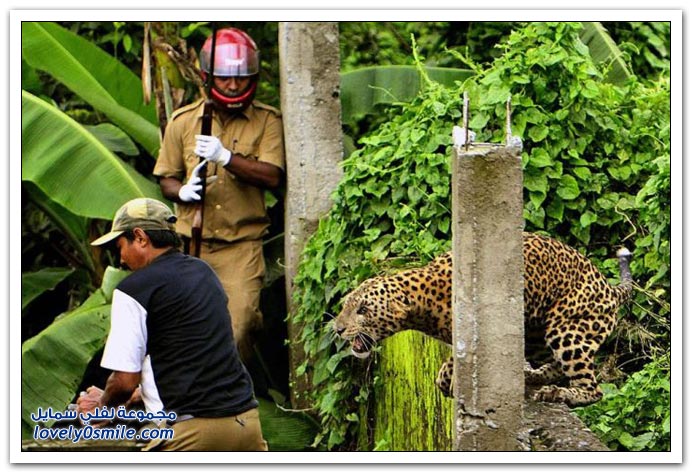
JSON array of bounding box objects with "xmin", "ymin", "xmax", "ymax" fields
[{"xmin": 575, "ymin": 355, "xmax": 671, "ymax": 451}]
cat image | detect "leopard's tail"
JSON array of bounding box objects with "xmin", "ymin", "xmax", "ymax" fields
[{"xmin": 614, "ymin": 247, "xmax": 633, "ymax": 305}]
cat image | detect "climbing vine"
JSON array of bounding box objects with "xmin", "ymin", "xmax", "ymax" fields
[
  {"xmin": 291, "ymin": 22, "xmax": 670, "ymax": 450},
  {"xmin": 292, "ymin": 56, "xmax": 457, "ymax": 449}
]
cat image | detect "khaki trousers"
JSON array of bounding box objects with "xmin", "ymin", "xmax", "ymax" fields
[
  {"xmin": 143, "ymin": 408, "xmax": 268, "ymax": 451},
  {"xmin": 200, "ymin": 240, "xmax": 265, "ymax": 362}
]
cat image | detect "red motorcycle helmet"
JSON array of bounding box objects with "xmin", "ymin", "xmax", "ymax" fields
[{"xmin": 200, "ymin": 28, "xmax": 260, "ymax": 111}]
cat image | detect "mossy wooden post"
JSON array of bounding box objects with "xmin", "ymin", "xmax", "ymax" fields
[
  {"xmin": 370, "ymin": 333, "xmax": 454, "ymax": 450},
  {"xmin": 278, "ymin": 22, "xmax": 343, "ymax": 409},
  {"xmin": 450, "ymin": 96, "xmax": 525, "ymax": 450}
]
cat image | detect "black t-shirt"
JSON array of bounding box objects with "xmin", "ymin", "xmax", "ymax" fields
[{"xmin": 101, "ymin": 249, "xmax": 258, "ymax": 418}]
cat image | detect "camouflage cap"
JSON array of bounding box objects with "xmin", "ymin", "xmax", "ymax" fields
[{"xmin": 91, "ymin": 198, "xmax": 177, "ymax": 247}]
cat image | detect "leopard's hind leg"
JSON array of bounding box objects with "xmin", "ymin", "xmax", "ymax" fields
[
  {"xmin": 525, "ymin": 361, "xmax": 563, "ymax": 386},
  {"xmin": 532, "ymin": 305, "xmax": 614, "ymax": 407}
]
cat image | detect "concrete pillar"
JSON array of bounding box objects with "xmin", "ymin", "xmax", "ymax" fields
[
  {"xmin": 451, "ymin": 137, "xmax": 524, "ymax": 450},
  {"xmin": 278, "ymin": 22, "xmax": 343, "ymax": 408}
]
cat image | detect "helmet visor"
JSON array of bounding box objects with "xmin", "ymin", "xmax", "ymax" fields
[{"xmin": 201, "ymin": 43, "xmax": 259, "ymax": 77}]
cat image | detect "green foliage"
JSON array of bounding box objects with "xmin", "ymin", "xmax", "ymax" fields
[
  {"xmin": 21, "ymin": 268, "xmax": 75, "ymax": 312},
  {"xmin": 580, "ymin": 22, "xmax": 633, "ymax": 84},
  {"xmin": 21, "ymin": 267, "xmax": 130, "ymax": 439},
  {"xmin": 339, "ymin": 22, "xmax": 449, "ymax": 72},
  {"xmin": 292, "ymin": 21, "xmax": 670, "ymax": 451},
  {"xmin": 575, "ymin": 355, "xmax": 671, "ymax": 451},
  {"xmin": 22, "ymin": 22, "xmax": 160, "ymax": 157},
  {"xmin": 604, "ymin": 22, "xmax": 671, "ymax": 80},
  {"xmin": 293, "ymin": 59, "xmax": 459, "ymax": 450},
  {"xmin": 338, "ymin": 22, "xmax": 514, "ymax": 145},
  {"xmin": 21, "ymin": 91, "xmax": 160, "ymax": 220},
  {"xmin": 21, "ymin": 21, "xmax": 671, "ymax": 451},
  {"xmin": 256, "ymin": 399, "xmax": 320, "ymax": 451},
  {"xmin": 463, "ymin": 22, "xmax": 671, "ymax": 353},
  {"xmin": 61, "ymin": 22, "xmax": 145, "ymax": 68},
  {"xmin": 339, "ymin": 22, "xmax": 515, "ymax": 72},
  {"xmin": 340, "ymin": 65, "xmax": 473, "ymax": 128}
]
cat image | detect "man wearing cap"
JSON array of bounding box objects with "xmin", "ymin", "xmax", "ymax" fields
[{"xmin": 78, "ymin": 197, "xmax": 268, "ymax": 451}]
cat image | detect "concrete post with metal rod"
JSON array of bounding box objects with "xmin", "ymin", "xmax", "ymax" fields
[{"xmin": 451, "ymin": 93, "xmax": 525, "ymax": 451}]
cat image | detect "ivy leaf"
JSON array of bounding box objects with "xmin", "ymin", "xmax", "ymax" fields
[
  {"xmin": 573, "ymin": 167, "xmax": 592, "ymax": 180},
  {"xmin": 579, "ymin": 210, "xmax": 598, "ymax": 227},
  {"xmin": 529, "ymin": 191, "xmax": 546, "ymax": 209},
  {"xmin": 528, "ymin": 124, "xmax": 550, "ymax": 143},
  {"xmin": 483, "ymin": 85, "xmax": 511, "ymax": 105},
  {"xmin": 523, "ymin": 107, "xmax": 546, "ymax": 124},
  {"xmin": 529, "ymin": 148, "xmax": 553, "ymax": 168},
  {"xmin": 556, "ymin": 174, "xmax": 581, "ymax": 200},
  {"xmin": 524, "ymin": 171, "xmax": 548, "ymax": 194},
  {"xmin": 468, "ymin": 112, "xmax": 489, "ymax": 130},
  {"xmin": 580, "ymin": 79, "xmax": 601, "ymax": 99},
  {"xmin": 327, "ymin": 352, "xmax": 349, "ymax": 374},
  {"xmin": 619, "ymin": 432, "xmax": 655, "ymax": 451},
  {"xmin": 546, "ymin": 197, "xmax": 565, "ymax": 221}
]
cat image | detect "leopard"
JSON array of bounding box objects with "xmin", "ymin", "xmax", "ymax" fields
[{"xmin": 333, "ymin": 232, "xmax": 633, "ymax": 407}]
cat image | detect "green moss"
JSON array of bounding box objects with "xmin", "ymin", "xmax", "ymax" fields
[{"xmin": 373, "ymin": 331, "xmax": 454, "ymax": 450}]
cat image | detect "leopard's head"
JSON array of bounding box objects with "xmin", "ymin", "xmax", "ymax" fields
[{"xmin": 333, "ymin": 277, "xmax": 410, "ymax": 359}]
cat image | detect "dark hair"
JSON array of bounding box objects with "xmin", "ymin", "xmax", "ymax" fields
[{"xmin": 122, "ymin": 229, "xmax": 182, "ymax": 249}]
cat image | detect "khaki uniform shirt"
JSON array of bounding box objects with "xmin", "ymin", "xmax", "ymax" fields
[{"xmin": 154, "ymin": 99, "xmax": 285, "ymax": 243}]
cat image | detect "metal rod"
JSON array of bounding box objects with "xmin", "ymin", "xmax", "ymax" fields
[
  {"xmin": 505, "ymin": 96, "xmax": 512, "ymax": 146},
  {"xmin": 463, "ymin": 91, "xmax": 470, "ymax": 152}
]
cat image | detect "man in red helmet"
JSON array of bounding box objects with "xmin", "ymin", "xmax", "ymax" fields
[{"xmin": 153, "ymin": 27, "xmax": 285, "ymax": 366}]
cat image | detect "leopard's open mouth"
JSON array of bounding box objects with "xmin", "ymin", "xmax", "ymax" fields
[{"xmin": 351, "ymin": 333, "xmax": 375, "ymax": 359}]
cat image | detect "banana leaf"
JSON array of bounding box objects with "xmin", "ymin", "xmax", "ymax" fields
[
  {"xmin": 84, "ymin": 123, "xmax": 140, "ymax": 156},
  {"xmin": 21, "ymin": 268, "xmax": 75, "ymax": 313},
  {"xmin": 21, "ymin": 58, "xmax": 42, "ymax": 94},
  {"xmin": 580, "ymin": 22, "xmax": 633, "ymax": 85},
  {"xmin": 340, "ymin": 65, "xmax": 473, "ymax": 126},
  {"xmin": 22, "ymin": 91, "xmax": 161, "ymax": 220},
  {"xmin": 21, "ymin": 267, "xmax": 130, "ymax": 439},
  {"xmin": 257, "ymin": 398, "xmax": 319, "ymax": 451},
  {"xmin": 22, "ymin": 182, "xmax": 96, "ymax": 275},
  {"xmin": 21, "ymin": 22, "xmax": 160, "ymax": 157}
]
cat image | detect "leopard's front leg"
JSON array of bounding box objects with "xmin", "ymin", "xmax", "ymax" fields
[{"xmin": 435, "ymin": 357, "xmax": 454, "ymax": 397}]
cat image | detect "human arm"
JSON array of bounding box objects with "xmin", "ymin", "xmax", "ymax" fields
[
  {"xmin": 76, "ymin": 372, "xmax": 141, "ymax": 425},
  {"xmin": 76, "ymin": 372, "xmax": 141, "ymax": 411},
  {"xmin": 159, "ymin": 177, "xmax": 185, "ymax": 202},
  {"xmin": 101, "ymin": 371, "xmax": 142, "ymax": 407},
  {"xmin": 195, "ymin": 135, "xmax": 283, "ymax": 189},
  {"xmin": 223, "ymin": 154, "xmax": 283, "ymax": 189},
  {"xmin": 83, "ymin": 288, "xmax": 147, "ymax": 419}
]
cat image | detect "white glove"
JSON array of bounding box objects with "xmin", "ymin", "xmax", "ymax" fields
[
  {"xmin": 178, "ymin": 160, "xmax": 207, "ymax": 202},
  {"xmin": 194, "ymin": 135, "xmax": 232, "ymax": 167}
]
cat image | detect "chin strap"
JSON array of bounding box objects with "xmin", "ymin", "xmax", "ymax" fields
[{"xmin": 210, "ymin": 79, "xmax": 257, "ymax": 110}]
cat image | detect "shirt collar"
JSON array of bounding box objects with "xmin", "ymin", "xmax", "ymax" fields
[{"xmin": 192, "ymin": 99, "xmax": 255, "ymax": 122}]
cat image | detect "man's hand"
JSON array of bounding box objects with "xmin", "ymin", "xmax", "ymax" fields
[
  {"xmin": 76, "ymin": 386, "xmax": 104, "ymax": 415},
  {"xmin": 76, "ymin": 386, "xmax": 110, "ymax": 427},
  {"xmin": 178, "ymin": 160, "xmax": 208, "ymax": 202},
  {"xmin": 195, "ymin": 135, "xmax": 232, "ymax": 167}
]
